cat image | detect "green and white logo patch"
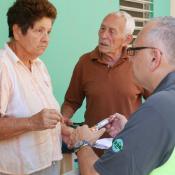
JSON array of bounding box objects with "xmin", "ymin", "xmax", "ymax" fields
[{"xmin": 112, "ymin": 138, "xmax": 124, "ymax": 152}]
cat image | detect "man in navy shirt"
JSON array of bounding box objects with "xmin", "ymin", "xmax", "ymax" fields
[{"xmin": 72, "ymin": 16, "xmax": 175, "ymax": 175}]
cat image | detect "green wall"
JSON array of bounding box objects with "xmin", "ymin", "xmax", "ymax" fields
[
  {"xmin": 0, "ymin": 1, "xmax": 13, "ymax": 48},
  {"xmin": 0, "ymin": 0, "xmax": 170, "ymax": 122},
  {"xmin": 153, "ymin": 0, "xmax": 170, "ymax": 17}
]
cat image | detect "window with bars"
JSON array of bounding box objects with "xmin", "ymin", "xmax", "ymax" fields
[{"xmin": 120, "ymin": 0, "xmax": 154, "ymax": 40}]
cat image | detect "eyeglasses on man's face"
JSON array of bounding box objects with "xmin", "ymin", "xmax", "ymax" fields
[{"xmin": 127, "ymin": 46, "xmax": 157, "ymax": 56}]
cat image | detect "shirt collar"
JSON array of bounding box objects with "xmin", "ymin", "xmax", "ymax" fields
[
  {"xmin": 90, "ymin": 46, "xmax": 128, "ymax": 63},
  {"xmin": 153, "ymin": 71, "xmax": 175, "ymax": 93},
  {"xmin": 5, "ymin": 43, "xmax": 41, "ymax": 65}
]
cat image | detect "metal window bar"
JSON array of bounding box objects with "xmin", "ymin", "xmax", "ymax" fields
[
  {"xmin": 123, "ymin": 0, "xmax": 153, "ymax": 4},
  {"xmin": 120, "ymin": 5, "xmax": 153, "ymax": 13}
]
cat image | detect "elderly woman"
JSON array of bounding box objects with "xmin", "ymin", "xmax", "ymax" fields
[{"xmin": 0, "ymin": 0, "xmax": 64, "ymax": 174}]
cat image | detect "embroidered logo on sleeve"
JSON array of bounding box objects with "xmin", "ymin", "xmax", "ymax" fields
[{"xmin": 112, "ymin": 138, "xmax": 124, "ymax": 152}]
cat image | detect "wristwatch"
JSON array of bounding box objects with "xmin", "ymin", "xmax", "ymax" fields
[{"xmin": 74, "ymin": 140, "xmax": 91, "ymax": 153}]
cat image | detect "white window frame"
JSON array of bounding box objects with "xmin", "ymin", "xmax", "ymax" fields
[{"xmin": 120, "ymin": 0, "xmax": 154, "ymax": 39}]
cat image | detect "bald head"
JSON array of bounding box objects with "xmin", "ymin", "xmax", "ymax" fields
[
  {"xmin": 136, "ymin": 17, "xmax": 175, "ymax": 65},
  {"xmin": 131, "ymin": 16, "xmax": 175, "ymax": 92}
]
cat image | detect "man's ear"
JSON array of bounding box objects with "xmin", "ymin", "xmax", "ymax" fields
[
  {"xmin": 149, "ymin": 49, "xmax": 161, "ymax": 72},
  {"xmin": 123, "ymin": 34, "xmax": 133, "ymax": 46},
  {"xmin": 12, "ymin": 24, "xmax": 22, "ymax": 41}
]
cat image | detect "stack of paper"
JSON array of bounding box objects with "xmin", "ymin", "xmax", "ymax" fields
[{"xmin": 93, "ymin": 138, "xmax": 113, "ymax": 149}]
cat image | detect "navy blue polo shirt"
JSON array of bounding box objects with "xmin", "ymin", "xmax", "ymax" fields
[{"xmin": 94, "ymin": 72, "xmax": 175, "ymax": 175}]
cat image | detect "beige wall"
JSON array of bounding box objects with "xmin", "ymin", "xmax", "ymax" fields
[{"xmin": 171, "ymin": 0, "xmax": 175, "ymax": 16}]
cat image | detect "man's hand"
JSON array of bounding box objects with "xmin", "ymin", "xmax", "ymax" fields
[
  {"xmin": 106, "ymin": 113, "xmax": 127, "ymax": 138},
  {"xmin": 28, "ymin": 109, "xmax": 61, "ymax": 131},
  {"xmin": 61, "ymin": 124, "xmax": 75, "ymax": 147}
]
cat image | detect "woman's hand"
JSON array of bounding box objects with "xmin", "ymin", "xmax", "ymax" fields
[{"xmin": 28, "ymin": 109, "xmax": 61, "ymax": 131}]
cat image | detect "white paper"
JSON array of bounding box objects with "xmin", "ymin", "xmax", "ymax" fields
[{"xmin": 93, "ymin": 138, "xmax": 113, "ymax": 149}]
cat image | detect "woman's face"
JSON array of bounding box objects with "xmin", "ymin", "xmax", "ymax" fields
[{"xmin": 14, "ymin": 17, "xmax": 53, "ymax": 58}]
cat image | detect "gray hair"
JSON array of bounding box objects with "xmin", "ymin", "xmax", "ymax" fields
[
  {"xmin": 109, "ymin": 11, "xmax": 135, "ymax": 35},
  {"xmin": 147, "ymin": 16, "xmax": 175, "ymax": 64}
]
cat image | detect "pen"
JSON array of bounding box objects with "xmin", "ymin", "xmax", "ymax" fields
[{"xmin": 91, "ymin": 115, "xmax": 116, "ymax": 131}]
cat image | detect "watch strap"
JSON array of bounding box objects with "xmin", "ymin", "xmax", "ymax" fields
[{"xmin": 74, "ymin": 140, "xmax": 92, "ymax": 153}]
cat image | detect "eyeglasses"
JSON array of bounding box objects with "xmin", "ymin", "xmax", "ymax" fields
[{"xmin": 127, "ymin": 46, "xmax": 157, "ymax": 56}]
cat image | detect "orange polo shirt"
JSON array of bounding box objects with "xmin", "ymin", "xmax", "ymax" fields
[{"xmin": 63, "ymin": 47, "xmax": 148, "ymax": 127}]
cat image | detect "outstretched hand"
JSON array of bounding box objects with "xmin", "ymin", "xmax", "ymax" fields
[{"xmin": 65, "ymin": 125, "xmax": 106, "ymax": 149}]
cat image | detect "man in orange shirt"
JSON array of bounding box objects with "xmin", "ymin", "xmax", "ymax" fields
[{"xmin": 61, "ymin": 11, "xmax": 148, "ymax": 142}]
